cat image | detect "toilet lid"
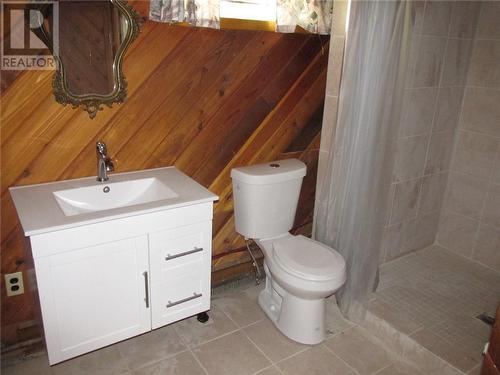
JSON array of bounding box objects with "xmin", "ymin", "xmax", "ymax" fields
[{"xmin": 272, "ymin": 235, "xmax": 345, "ymax": 281}]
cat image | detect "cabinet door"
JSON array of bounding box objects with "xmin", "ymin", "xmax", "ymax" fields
[
  {"xmin": 34, "ymin": 236, "xmax": 151, "ymax": 365},
  {"xmin": 149, "ymin": 221, "xmax": 212, "ymax": 329}
]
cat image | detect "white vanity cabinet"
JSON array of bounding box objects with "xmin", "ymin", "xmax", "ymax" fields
[
  {"xmin": 10, "ymin": 167, "xmax": 218, "ymax": 365},
  {"xmin": 29, "ymin": 203, "xmax": 214, "ymax": 365}
]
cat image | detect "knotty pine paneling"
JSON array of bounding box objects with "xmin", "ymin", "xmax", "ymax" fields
[{"xmin": 0, "ymin": 8, "xmax": 329, "ymax": 346}]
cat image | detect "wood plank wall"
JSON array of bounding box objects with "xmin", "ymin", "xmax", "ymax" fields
[{"xmin": 0, "ymin": 4, "xmax": 329, "ymax": 346}]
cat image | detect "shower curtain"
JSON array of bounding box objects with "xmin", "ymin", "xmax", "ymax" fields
[{"xmin": 314, "ymin": 0, "xmax": 412, "ymax": 322}]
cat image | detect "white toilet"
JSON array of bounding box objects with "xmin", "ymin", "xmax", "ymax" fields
[{"xmin": 231, "ymin": 159, "xmax": 346, "ymax": 345}]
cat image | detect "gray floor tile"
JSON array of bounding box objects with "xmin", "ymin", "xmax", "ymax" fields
[
  {"xmin": 410, "ymin": 328, "xmax": 479, "ymax": 373},
  {"xmin": 173, "ymin": 305, "xmax": 238, "ymax": 348},
  {"xmin": 277, "ymin": 345, "xmax": 356, "ymax": 375},
  {"xmin": 115, "ymin": 325, "xmax": 186, "ymax": 370},
  {"xmin": 254, "ymin": 366, "xmax": 283, "ymax": 375},
  {"xmin": 376, "ymin": 362, "xmax": 424, "ymax": 375},
  {"xmin": 52, "ymin": 344, "xmax": 129, "ymax": 375},
  {"xmin": 131, "ymin": 351, "xmax": 205, "ymax": 375},
  {"xmin": 192, "ymin": 330, "xmax": 270, "ymax": 375},
  {"xmin": 243, "ymin": 319, "xmax": 307, "ymax": 362},
  {"xmin": 428, "ymin": 314, "xmax": 491, "ymax": 356},
  {"xmin": 214, "ymin": 282, "xmax": 266, "ymax": 328},
  {"xmin": 324, "ymin": 326, "xmax": 392, "ymax": 375}
]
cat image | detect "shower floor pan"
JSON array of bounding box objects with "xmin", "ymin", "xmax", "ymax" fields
[{"xmin": 366, "ymin": 245, "xmax": 499, "ymax": 375}]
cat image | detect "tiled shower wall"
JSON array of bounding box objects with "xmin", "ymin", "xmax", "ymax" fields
[
  {"xmin": 380, "ymin": 0, "xmax": 480, "ymax": 263},
  {"xmin": 436, "ymin": 1, "xmax": 500, "ymax": 272},
  {"xmin": 317, "ymin": 1, "xmax": 498, "ymax": 268}
]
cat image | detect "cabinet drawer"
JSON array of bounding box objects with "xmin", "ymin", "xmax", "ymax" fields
[
  {"xmin": 149, "ymin": 221, "xmax": 212, "ymax": 328},
  {"xmin": 150, "ymin": 258, "xmax": 210, "ymax": 329},
  {"xmin": 149, "ymin": 221, "xmax": 211, "ymax": 285}
]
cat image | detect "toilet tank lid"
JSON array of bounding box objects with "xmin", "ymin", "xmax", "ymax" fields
[{"xmin": 231, "ymin": 159, "xmax": 307, "ymax": 185}]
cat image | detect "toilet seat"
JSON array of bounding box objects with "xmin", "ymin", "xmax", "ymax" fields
[{"xmin": 270, "ymin": 235, "xmax": 345, "ymax": 282}]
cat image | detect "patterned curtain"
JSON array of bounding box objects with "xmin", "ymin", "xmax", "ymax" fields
[
  {"xmin": 150, "ymin": 0, "xmax": 220, "ymax": 28},
  {"xmin": 277, "ymin": 0, "xmax": 333, "ymax": 34},
  {"xmin": 149, "ymin": 0, "xmax": 333, "ymax": 34}
]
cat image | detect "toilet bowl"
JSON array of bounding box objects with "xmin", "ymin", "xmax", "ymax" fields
[
  {"xmin": 256, "ymin": 234, "xmax": 346, "ymax": 344},
  {"xmin": 230, "ymin": 159, "xmax": 347, "ymax": 345}
]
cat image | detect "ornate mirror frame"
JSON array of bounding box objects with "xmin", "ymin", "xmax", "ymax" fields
[{"xmin": 32, "ymin": 0, "xmax": 141, "ymax": 119}]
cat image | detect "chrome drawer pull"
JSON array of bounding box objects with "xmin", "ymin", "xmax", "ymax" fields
[
  {"xmin": 166, "ymin": 292, "xmax": 202, "ymax": 308},
  {"xmin": 165, "ymin": 247, "xmax": 203, "ymax": 261}
]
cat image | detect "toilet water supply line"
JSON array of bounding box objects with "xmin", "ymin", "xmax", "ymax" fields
[
  {"xmin": 211, "ymin": 220, "xmax": 312, "ymax": 284},
  {"xmin": 245, "ymin": 239, "xmax": 262, "ymax": 285}
]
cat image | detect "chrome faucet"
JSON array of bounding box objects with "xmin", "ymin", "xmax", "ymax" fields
[{"xmin": 96, "ymin": 141, "xmax": 114, "ymax": 182}]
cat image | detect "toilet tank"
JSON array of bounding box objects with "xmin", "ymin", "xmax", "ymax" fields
[{"xmin": 231, "ymin": 159, "xmax": 307, "ymax": 239}]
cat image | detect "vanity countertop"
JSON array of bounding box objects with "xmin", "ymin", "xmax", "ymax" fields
[{"xmin": 9, "ymin": 167, "xmax": 218, "ymax": 236}]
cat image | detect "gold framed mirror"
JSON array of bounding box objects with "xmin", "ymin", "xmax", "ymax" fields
[{"xmin": 32, "ymin": 0, "xmax": 141, "ymax": 118}]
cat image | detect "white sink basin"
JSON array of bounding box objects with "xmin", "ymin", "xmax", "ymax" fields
[
  {"xmin": 53, "ymin": 177, "xmax": 178, "ymax": 216},
  {"xmin": 9, "ymin": 167, "xmax": 218, "ymax": 236}
]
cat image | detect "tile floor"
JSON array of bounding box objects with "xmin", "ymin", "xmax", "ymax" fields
[
  {"xmin": 369, "ymin": 244, "xmax": 499, "ymax": 375},
  {"xmin": 2, "ymin": 244, "xmax": 497, "ymax": 375},
  {"xmin": 2, "ymin": 278, "xmax": 423, "ymax": 375}
]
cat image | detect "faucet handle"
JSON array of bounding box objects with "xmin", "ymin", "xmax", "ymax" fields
[
  {"xmin": 106, "ymin": 158, "xmax": 115, "ymax": 172},
  {"xmin": 96, "ymin": 141, "xmax": 107, "ymax": 155}
]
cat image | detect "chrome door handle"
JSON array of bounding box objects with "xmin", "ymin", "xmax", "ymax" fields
[
  {"xmin": 166, "ymin": 292, "xmax": 202, "ymax": 308},
  {"xmin": 165, "ymin": 247, "xmax": 203, "ymax": 261},
  {"xmin": 143, "ymin": 271, "xmax": 149, "ymax": 308}
]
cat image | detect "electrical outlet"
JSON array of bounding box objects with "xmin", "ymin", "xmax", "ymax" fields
[{"xmin": 4, "ymin": 272, "xmax": 24, "ymax": 296}]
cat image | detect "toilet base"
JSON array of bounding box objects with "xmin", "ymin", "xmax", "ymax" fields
[{"xmin": 258, "ymin": 274, "xmax": 326, "ymax": 345}]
